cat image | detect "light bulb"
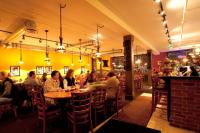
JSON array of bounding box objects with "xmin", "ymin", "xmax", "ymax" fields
[
  {"xmin": 135, "ymin": 59, "xmax": 141, "ymax": 64},
  {"xmin": 71, "ymin": 63, "xmax": 74, "ymax": 66},
  {"xmin": 47, "ymin": 61, "xmax": 51, "ymax": 65},
  {"xmin": 19, "ymin": 60, "xmax": 24, "ymax": 65},
  {"xmin": 96, "ymin": 52, "xmax": 101, "ymax": 57},
  {"xmin": 183, "ymin": 58, "xmax": 188, "ymax": 63},
  {"xmin": 87, "ymin": 64, "xmax": 90, "ymax": 66}
]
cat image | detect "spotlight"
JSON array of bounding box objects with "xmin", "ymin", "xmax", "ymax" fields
[
  {"xmin": 39, "ymin": 38, "xmax": 42, "ymax": 43},
  {"xmin": 154, "ymin": 0, "xmax": 161, "ymax": 3},
  {"xmin": 159, "ymin": 11, "xmax": 165, "ymax": 16},
  {"xmin": 163, "ymin": 20, "xmax": 167, "ymax": 25}
]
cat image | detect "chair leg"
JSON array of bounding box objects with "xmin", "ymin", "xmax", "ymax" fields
[
  {"xmin": 13, "ymin": 106, "xmax": 18, "ymax": 119},
  {"xmin": 94, "ymin": 109, "xmax": 97, "ymax": 126},
  {"xmin": 43, "ymin": 119, "xmax": 46, "ymax": 133},
  {"xmin": 90, "ymin": 118, "xmax": 93, "ymax": 133},
  {"xmin": 73, "ymin": 123, "xmax": 76, "ymax": 133}
]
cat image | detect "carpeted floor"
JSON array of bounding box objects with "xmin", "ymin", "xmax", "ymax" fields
[{"xmin": 116, "ymin": 94, "xmax": 152, "ymax": 126}]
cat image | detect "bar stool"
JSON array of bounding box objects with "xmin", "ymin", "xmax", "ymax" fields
[{"xmin": 152, "ymin": 77, "xmax": 168, "ymax": 113}]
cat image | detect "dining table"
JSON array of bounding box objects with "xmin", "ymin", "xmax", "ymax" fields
[{"xmin": 44, "ymin": 82, "xmax": 106, "ymax": 99}]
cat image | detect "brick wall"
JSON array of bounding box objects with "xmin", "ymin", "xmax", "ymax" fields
[{"xmin": 170, "ymin": 79, "xmax": 200, "ymax": 131}]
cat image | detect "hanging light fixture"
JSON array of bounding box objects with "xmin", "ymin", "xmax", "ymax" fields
[
  {"xmin": 56, "ymin": 4, "xmax": 66, "ymax": 53},
  {"xmin": 87, "ymin": 53, "xmax": 90, "ymax": 66},
  {"xmin": 44, "ymin": 30, "xmax": 50, "ymax": 65},
  {"xmin": 19, "ymin": 41, "xmax": 23, "ymax": 65},
  {"xmin": 71, "ymin": 51, "xmax": 74, "ymax": 66},
  {"xmin": 96, "ymin": 25, "xmax": 104, "ymax": 57},
  {"xmin": 79, "ymin": 39, "xmax": 83, "ymax": 63}
]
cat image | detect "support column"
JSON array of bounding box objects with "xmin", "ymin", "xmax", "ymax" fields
[
  {"xmin": 147, "ymin": 49, "xmax": 152, "ymax": 85},
  {"xmin": 123, "ymin": 35, "xmax": 135, "ymax": 100}
]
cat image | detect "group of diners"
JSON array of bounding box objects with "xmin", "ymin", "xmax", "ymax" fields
[{"xmin": 0, "ymin": 69, "xmax": 123, "ymax": 107}]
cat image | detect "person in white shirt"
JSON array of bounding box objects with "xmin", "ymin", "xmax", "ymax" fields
[
  {"xmin": 105, "ymin": 71, "xmax": 120, "ymax": 99},
  {"xmin": 44, "ymin": 70, "xmax": 61, "ymax": 93}
]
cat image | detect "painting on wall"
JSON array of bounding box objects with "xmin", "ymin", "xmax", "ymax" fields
[
  {"xmin": 44, "ymin": 66, "xmax": 52, "ymax": 75},
  {"xmin": 36, "ymin": 66, "xmax": 44, "ymax": 75},
  {"xmin": 10, "ymin": 66, "xmax": 20, "ymax": 76},
  {"xmin": 64, "ymin": 66, "xmax": 69, "ymax": 74}
]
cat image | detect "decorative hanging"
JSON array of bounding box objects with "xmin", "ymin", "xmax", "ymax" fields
[
  {"xmin": 44, "ymin": 30, "xmax": 50, "ymax": 65},
  {"xmin": 79, "ymin": 39, "xmax": 83, "ymax": 63},
  {"xmin": 56, "ymin": 3, "xmax": 66, "ymax": 53},
  {"xmin": 71, "ymin": 51, "xmax": 74, "ymax": 66},
  {"xmin": 19, "ymin": 41, "xmax": 23, "ymax": 65}
]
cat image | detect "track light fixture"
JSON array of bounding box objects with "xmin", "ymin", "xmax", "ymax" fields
[{"xmin": 154, "ymin": 0, "xmax": 172, "ymax": 48}]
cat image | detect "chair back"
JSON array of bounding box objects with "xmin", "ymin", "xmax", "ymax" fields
[
  {"xmin": 116, "ymin": 85, "xmax": 124, "ymax": 110},
  {"xmin": 92, "ymin": 86, "xmax": 106, "ymax": 109},
  {"xmin": 151, "ymin": 76, "xmax": 160, "ymax": 89},
  {"xmin": 32, "ymin": 87, "xmax": 46, "ymax": 119},
  {"xmin": 24, "ymin": 84, "xmax": 34, "ymax": 98},
  {"xmin": 71, "ymin": 91, "xmax": 92, "ymax": 124}
]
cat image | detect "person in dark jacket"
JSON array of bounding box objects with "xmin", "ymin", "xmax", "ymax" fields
[
  {"xmin": 190, "ymin": 66, "xmax": 199, "ymax": 76},
  {"xmin": 0, "ymin": 72, "xmax": 15, "ymax": 98}
]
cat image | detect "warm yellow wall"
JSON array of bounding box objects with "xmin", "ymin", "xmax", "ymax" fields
[
  {"xmin": 0, "ymin": 47, "xmax": 91, "ymax": 80},
  {"xmin": 96, "ymin": 55, "xmax": 111, "ymax": 71}
]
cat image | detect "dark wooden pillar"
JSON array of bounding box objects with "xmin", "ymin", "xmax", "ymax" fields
[
  {"xmin": 147, "ymin": 49, "xmax": 152, "ymax": 85},
  {"xmin": 123, "ymin": 35, "xmax": 135, "ymax": 100}
]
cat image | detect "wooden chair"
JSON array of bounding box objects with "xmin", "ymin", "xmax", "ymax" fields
[
  {"xmin": 106, "ymin": 85, "xmax": 124, "ymax": 117},
  {"xmin": 32, "ymin": 88, "xmax": 61, "ymax": 133},
  {"xmin": 152, "ymin": 76, "xmax": 168, "ymax": 113},
  {"xmin": 92, "ymin": 86, "xmax": 106, "ymax": 125},
  {"xmin": 67, "ymin": 91, "xmax": 93, "ymax": 133},
  {"xmin": 0, "ymin": 98, "xmax": 17, "ymax": 119},
  {"xmin": 24, "ymin": 84, "xmax": 34, "ymax": 110}
]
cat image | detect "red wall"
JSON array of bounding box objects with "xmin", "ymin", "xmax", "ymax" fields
[{"xmin": 152, "ymin": 52, "xmax": 167, "ymax": 71}]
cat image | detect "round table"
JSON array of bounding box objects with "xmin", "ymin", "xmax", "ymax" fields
[{"xmin": 44, "ymin": 91, "xmax": 72, "ymax": 99}]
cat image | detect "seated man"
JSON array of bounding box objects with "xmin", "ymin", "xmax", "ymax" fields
[
  {"xmin": 24, "ymin": 71, "xmax": 40, "ymax": 86},
  {"xmin": 105, "ymin": 71, "xmax": 120, "ymax": 99},
  {"xmin": 44, "ymin": 70, "xmax": 61, "ymax": 93},
  {"xmin": 0, "ymin": 72, "xmax": 15, "ymax": 98}
]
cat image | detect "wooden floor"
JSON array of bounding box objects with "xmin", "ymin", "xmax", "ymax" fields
[{"xmin": 147, "ymin": 108, "xmax": 198, "ymax": 133}]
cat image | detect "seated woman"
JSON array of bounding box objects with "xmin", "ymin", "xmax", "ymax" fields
[
  {"xmin": 84, "ymin": 71, "xmax": 97, "ymax": 85},
  {"xmin": 104, "ymin": 71, "xmax": 120, "ymax": 99},
  {"xmin": 44, "ymin": 71, "xmax": 61, "ymax": 93},
  {"xmin": 63, "ymin": 69, "xmax": 75, "ymax": 88}
]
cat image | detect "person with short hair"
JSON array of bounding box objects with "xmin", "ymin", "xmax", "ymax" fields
[
  {"xmin": 40, "ymin": 72, "xmax": 48, "ymax": 83},
  {"xmin": 0, "ymin": 72, "xmax": 15, "ymax": 98},
  {"xmin": 44, "ymin": 70, "xmax": 61, "ymax": 92},
  {"xmin": 24, "ymin": 71, "xmax": 39, "ymax": 86},
  {"xmin": 190, "ymin": 66, "xmax": 199, "ymax": 77},
  {"xmin": 105, "ymin": 71, "xmax": 120, "ymax": 99}
]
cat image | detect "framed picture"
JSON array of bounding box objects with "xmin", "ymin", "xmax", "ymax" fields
[
  {"xmin": 64, "ymin": 66, "xmax": 69, "ymax": 74},
  {"xmin": 44, "ymin": 66, "xmax": 52, "ymax": 75},
  {"xmin": 10, "ymin": 66, "xmax": 20, "ymax": 76},
  {"xmin": 36, "ymin": 66, "xmax": 44, "ymax": 75},
  {"xmin": 81, "ymin": 66, "xmax": 85, "ymax": 73}
]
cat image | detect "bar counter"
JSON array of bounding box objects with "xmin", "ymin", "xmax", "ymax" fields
[{"xmin": 160, "ymin": 76, "xmax": 200, "ymax": 131}]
